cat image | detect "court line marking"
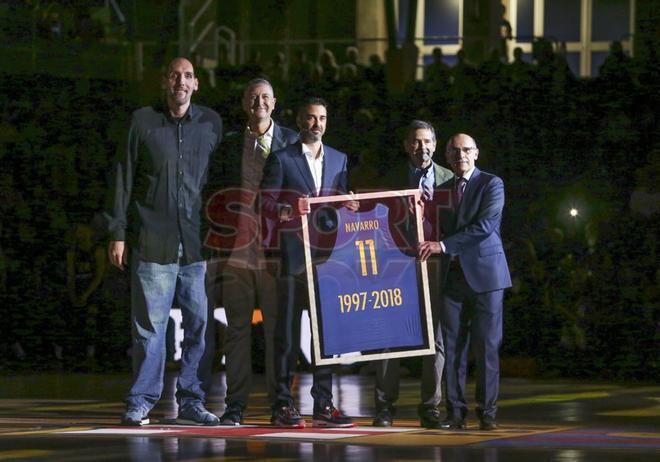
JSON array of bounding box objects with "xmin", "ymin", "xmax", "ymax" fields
[
  {"xmin": 65, "ymin": 429, "xmax": 179, "ymax": 435},
  {"xmin": 264, "ymin": 432, "xmax": 362, "ymax": 439},
  {"xmin": 0, "ymin": 449, "xmax": 52, "ymax": 460}
]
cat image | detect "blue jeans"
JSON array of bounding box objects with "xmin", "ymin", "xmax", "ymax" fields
[{"xmin": 127, "ymin": 256, "xmax": 208, "ymax": 411}]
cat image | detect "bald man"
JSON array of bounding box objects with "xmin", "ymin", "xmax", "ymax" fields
[
  {"xmin": 106, "ymin": 57, "xmax": 223, "ymax": 426},
  {"xmin": 419, "ymin": 133, "xmax": 511, "ymax": 431}
]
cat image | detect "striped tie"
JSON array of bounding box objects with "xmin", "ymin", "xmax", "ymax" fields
[
  {"xmin": 416, "ymin": 167, "xmax": 433, "ymax": 201},
  {"xmin": 256, "ymin": 135, "xmax": 270, "ymax": 158}
]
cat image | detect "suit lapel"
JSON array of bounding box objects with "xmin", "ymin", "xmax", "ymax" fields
[
  {"xmin": 461, "ymin": 167, "xmax": 480, "ymax": 205},
  {"xmin": 321, "ymin": 144, "xmax": 336, "ymax": 193},
  {"xmin": 292, "ymin": 143, "xmax": 317, "ymax": 194},
  {"xmin": 271, "ymin": 123, "xmax": 285, "ymax": 152},
  {"xmin": 454, "ymin": 168, "xmax": 480, "ymax": 227},
  {"xmin": 433, "ymin": 161, "xmax": 453, "ymax": 187}
]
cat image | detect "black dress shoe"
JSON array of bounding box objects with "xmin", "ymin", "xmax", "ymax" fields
[
  {"xmin": 219, "ymin": 403, "xmax": 244, "ymax": 426},
  {"xmin": 372, "ymin": 407, "xmax": 394, "ymax": 427},
  {"xmin": 419, "ymin": 407, "xmax": 442, "ymax": 428},
  {"xmin": 439, "ymin": 417, "xmax": 467, "ymax": 430},
  {"xmin": 479, "ymin": 416, "xmax": 498, "ymax": 430}
]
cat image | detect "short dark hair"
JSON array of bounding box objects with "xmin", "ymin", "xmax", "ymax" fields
[
  {"xmin": 298, "ymin": 97, "xmax": 328, "ymax": 116},
  {"xmin": 406, "ymin": 120, "xmax": 436, "ymax": 142}
]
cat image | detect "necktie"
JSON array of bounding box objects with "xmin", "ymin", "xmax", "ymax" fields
[
  {"xmin": 417, "ymin": 167, "xmax": 433, "ymax": 201},
  {"xmin": 256, "ymin": 135, "xmax": 270, "ymax": 158},
  {"xmin": 454, "ymin": 177, "xmax": 466, "ymax": 206}
]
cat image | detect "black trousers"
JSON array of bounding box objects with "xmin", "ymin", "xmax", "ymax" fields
[
  {"xmin": 221, "ymin": 265, "xmax": 278, "ymax": 408},
  {"xmin": 374, "ymin": 258, "xmax": 446, "ymax": 413},
  {"xmin": 273, "ymin": 274, "xmax": 333, "ymax": 412}
]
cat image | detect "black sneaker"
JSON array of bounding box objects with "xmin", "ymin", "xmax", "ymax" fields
[
  {"xmin": 372, "ymin": 407, "xmax": 394, "ymax": 427},
  {"xmin": 176, "ymin": 404, "xmax": 220, "ymax": 426},
  {"xmin": 313, "ymin": 405, "xmax": 354, "ymax": 428},
  {"xmin": 271, "ymin": 405, "xmax": 306, "ymax": 428},
  {"xmin": 219, "ymin": 403, "xmax": 244, "ymax": 426}
]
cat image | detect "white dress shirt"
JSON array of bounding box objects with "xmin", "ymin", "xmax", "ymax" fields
[{"xmin": 302, "ymin": 143, "xmax": 324, "ymax": 195}]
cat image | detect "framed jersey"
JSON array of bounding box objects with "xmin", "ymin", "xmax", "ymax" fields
[{"xmin": 302, "ymin": 189, "xmax": 436, "ymax": 366}]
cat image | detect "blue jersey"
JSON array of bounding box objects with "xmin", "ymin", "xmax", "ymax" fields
[{"xmin": 315, "ymin": 203, "xmax": 423, "ymax": 355}]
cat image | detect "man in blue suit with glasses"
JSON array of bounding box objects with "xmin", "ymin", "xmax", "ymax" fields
[{"xmin": 419, "ymin": 133, "xmax": 511, "ymax": 431}]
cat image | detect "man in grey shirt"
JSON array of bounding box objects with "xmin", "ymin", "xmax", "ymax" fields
[{"xmin": 107, "ymin": 57, "xmax": 222, "ymax": 426}]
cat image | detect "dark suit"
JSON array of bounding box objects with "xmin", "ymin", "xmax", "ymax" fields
[
  {"xmin": 201, "ymin": 122, "xmax": 298, "ymax": 407},
  {"xmin": 438, "ymin": 168, "xmax": 511, "ymax": 421},
  {"xmin": 375, "ymin": 161, "xmax": 453, "ymax": 415},
  {"xmin": 260, "ymin": 141, "xmax": 349, "ymax": 410},
  {"xmin": 204, "ymin": 123, "xmax": 299, "ymax": 256}
]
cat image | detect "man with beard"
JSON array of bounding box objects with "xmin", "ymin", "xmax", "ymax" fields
[
  {"xmin": 372, "ymin": 120, "xmax": 453, "ymax": 428},
  {"xmin": 107, "ymin": 57, "xmax": 222, "ymax": 426},
  {"xmin": 260, "ymin": 97, "xmax": 358, "ymax": 428}
]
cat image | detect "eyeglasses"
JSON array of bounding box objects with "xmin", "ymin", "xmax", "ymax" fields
[{"xmin": 447, "ymin": 147, "xmax": 477, "ymax": 155}]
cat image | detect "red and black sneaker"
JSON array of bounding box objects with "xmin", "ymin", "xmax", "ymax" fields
[
  {"xmin": 271, "ymin": 405, "xmax": 306, "ymax": 428},
  {"xmin": 312, "ymin": 405, "xmax": 354, "ymax": 428}
]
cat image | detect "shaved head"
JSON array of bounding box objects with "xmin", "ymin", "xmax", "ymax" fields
[
  {"xmin": 445, "ymin": 133, "xmax": 477, "ymax": 152},
  {"xmin": 162, "ymin": 57, "xmax": 198, "ymax": 117},
  {"xmin": 445, "ymin": 133, "xmax": 479, "ymax": 176},
  {"xmin": 167, "ymin": 57, "xmax": 195, "ymax": 76}
]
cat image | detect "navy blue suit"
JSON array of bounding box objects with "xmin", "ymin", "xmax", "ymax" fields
[
  {"xmin": 438, "ymin": 167, "xmax": 511, "ymax": 421},
  {"xmin": 260, "ymin": 141, "xmax": 349, "ymax": 410}
]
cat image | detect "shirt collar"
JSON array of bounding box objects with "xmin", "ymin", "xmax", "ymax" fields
[
  {"xmin": 184, "ymin": 104, "xmax": 195, "ymax": 120},
  {"xmin": 409, "ymin": 161, "xmax": 433, "ymax": 177},
  {"xmin": 246, "ymin": 118, "xmax": 274, "ymax": 140},
  {"xmin": 457, "ymin": 166, "xmax": 476, "ymax": 182},
  {"xmin": 160, "ymin": 102, "xmax": 195, "ymax": 122},
  {"xmin": 302, "ymin": 143, "xmax": 324, "ymax": 160}
]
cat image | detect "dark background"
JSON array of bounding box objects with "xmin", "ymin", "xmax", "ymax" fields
[{"xmin": 0, "ymin": 0, "xmax": 657, "ymax": 381}]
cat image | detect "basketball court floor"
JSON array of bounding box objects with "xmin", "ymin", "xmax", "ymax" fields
[{"xmin": 1, "ymin": 372, "xmax": 658, "ymax": 461}]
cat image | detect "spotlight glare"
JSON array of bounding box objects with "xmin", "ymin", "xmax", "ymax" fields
[{"xmin": 569, "ymin": 208, "xmax": 579, "ymax": 217}]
